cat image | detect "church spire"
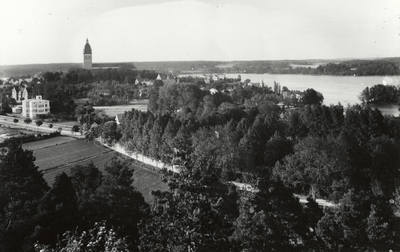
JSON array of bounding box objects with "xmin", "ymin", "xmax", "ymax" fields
[
  {"xmin": 83, "ymin": 38, "xmax": 92, "ymax": 69},
  {"xmin": 83, "ymin": 38, "xmax": 92, "ymax": 54}
]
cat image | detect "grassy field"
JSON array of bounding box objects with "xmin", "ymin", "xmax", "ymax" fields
[
  {"xmin": 94, "ymin": 100, "xmax": 149, "ymax": 117},
  {"xmin": 24, "ymin": 136, "xmax": 167, "ymax": 204},
  {"xmin": 131, "ymin": 166, "xmax": 169, "ymax": 203},
  {"xmin": 41, "ymin": 151, "xmax": 116, "ymax": 186},
  {"xmin": 31, "ymin": 140, "xmax": 112, "ymax": 171}
]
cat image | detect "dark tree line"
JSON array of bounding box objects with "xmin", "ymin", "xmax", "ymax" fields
[
  {"xmin": 229, "ymin": 60, "xmax": 399, "ymax": 76},
  {"xmin": 41, "ymin": 67, "xmax": 158, "ymax": 85},
  {"xmin": 93, "ymin": 68, "xmax": 157, "ymax": 84}
]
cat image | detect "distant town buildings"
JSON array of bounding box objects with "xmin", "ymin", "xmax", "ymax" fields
[
  {"xmin": 96, "ymin": 89, "xmax": 111, "ymax": 96},
  {"xmin": 203, "ymin": 74, "xmax": 225, "ymax": 84},
  {"xmin": 83, "ymin": 38, "xmax": 93, "ymax": 70},
  {"xmin": 22, "ymin": 95, "xmax": 50, "ymax": 118},
  {"xmin": 135, "ymin": 78, "xmax": 154, "ymax": 86},
  {"xmin": 2, "ymin": 76, "xmax": 37, "ymax": 86},
  {"xmin": 156, "ymin": 73, "xmax": 177, "ymax": 84}
]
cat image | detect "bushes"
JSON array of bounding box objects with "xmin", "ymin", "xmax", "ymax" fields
[
  {"xmin": 0, "ymin": 131, "xmax": 61, "ymax": 147},
  {"xmin": 37, "ymin": 114, "xmax": 50, "ymax": 119}
]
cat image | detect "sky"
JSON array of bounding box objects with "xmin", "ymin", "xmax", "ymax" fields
[{"xmin": 1, "ymin": 0, "xmax": 399, "ymax": 65}]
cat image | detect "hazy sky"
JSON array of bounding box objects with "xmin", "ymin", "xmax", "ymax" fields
[{"xmin": 1, "ymin": 0, "xmax": 399, "ymax": 65}]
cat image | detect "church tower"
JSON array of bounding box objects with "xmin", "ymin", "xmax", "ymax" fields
[{"xmin": 83, "ymin": 38, "xmax": 92, "ymax": 69}]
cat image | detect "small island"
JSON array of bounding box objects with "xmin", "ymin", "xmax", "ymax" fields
[{"xmin": 358, "ymin": 84, "xmax": 399, "ymax": 104}]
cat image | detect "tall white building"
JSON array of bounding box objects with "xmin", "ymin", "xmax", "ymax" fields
[{"xmin": 22, "ymin": 95, "xmax": 50, "ymax": 118}]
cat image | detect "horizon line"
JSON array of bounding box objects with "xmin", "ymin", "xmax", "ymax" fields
[{"xmin": 2, "ymin": 56, "xmax": 400, "ymax": 67}]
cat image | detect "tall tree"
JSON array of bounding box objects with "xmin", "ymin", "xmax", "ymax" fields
[
  {"xmin": 139, "ymin": 168, "xmax": 238, "ymax": 252},
  {"xmin": 232, "ymin": 171, "xmax": 310, "ymax": 252},
  {"xmin": 302, "ymin": 88, "xmax": 324, "ymax": 106},
  {"xmin": 0, "ymin": 141, "xmax": 49, "ymax": 251},
  {"xmin": 96, "ymin": 156, "xmax": 148, "ymax": 251},
  {"xmin": 239, "ymin": 115, "xmax": 269, "ymax": 169},
  {"xmin": 274, "ymin": 135, "xmax": 349, "ymax": 200},
  {"xmin": 75, "ymin": 104, "xmax": 95, "ymax": 129},
  {"xmin": 69, "ymin": 162, "xmax": 103, "ymax": 229},
  {"xmin": 101, "ymin": 121, "xmax": 120, "ymax": 144},
  {"xmin": 159, "ymin": 118, "xmax": 180, "ymax": 164},
  {"xmin": 24, "ymin": 117, "xmax": 32, "ymax": 128},
  {"xmin": 316, "ymin": 190, "xmax": 400, "ymax": 251},
  {"xmin": 35, "ymin": 173, "xmax": 79, "ymax": 246},
  {"xmin": 140, "ymin": 113, "xmax": 154, "ymax": 156},
  {"xmin": 149, "ymin": 117, "xmax": 164, "ymax": 160},
  {"xmin": 264, "ymin": 134, "xmax": 294, "ymax": 167}
]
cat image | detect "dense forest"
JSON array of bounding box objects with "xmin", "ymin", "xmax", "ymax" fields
[
  {"xmin": 1, "ymin": 73, "xmax": 400, "ymax": 251},
  {"xmin": 87, "ymin": 81, "xmax": 400, "ymax": 251}
]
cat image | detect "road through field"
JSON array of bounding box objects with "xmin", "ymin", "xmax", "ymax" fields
[{"xmin": 0, "ymin": 115, "xmax": 83, "ymax": 138}]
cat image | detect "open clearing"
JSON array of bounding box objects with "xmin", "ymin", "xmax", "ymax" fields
[
  {"xmin": 94, "ymin": 100, "xmax": 149, "ymax": 117},
  {"xmin": 23, "ymin": 136, "xmax": 167, "ymax": 204}
]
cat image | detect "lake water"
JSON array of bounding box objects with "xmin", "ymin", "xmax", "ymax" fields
[{"xmin": 180, "ymin": 73, "xmax": 400, "ymax": 116}]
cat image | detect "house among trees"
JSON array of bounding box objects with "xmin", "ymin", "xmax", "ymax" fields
[
  {"xmin": 115, "ymin": 114, "xmax": 124, "ymax": 125},
  {"xmin": 12, "ymin": 86, "xmax": 29, "ymax": 102},
  {"xmin": 96, "ymin": 89, "xmax": 111, "ymax": 96},
  {"xmin": 202, "ymin": 74, "xmax": 225, "ymax": 84},
  {"xmin": 22, "ymin": 95, "xmax": 50, "ymax": 118},
  {"xmin": 156, "ymin": 73, "xmax": 177, "ymax": 84},
  {"xmin": 142, "ymin": 78, "xmax": 154, "ymax": 86},
  {"xmin": 135, "ymin": 78, "xmax": 154, "ymax": 86},
  {"xmin": 12, "ymin": 105, "xmax": 22, "ymax": 114},
  {"xmin": 282, "ymin": 90, "xmax": 303, "ymax": 101},
  {"xmin": 209, "ymin": 88, "xmax": 218, "ymax": 95}
]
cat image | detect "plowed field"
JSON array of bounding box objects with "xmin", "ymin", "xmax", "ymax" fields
[{"xmin": 23, "ymin": 136, "xmax": 168, "ymax": 204}]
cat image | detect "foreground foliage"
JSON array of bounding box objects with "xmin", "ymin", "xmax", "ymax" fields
[{"xmin": 0, "ymin": 142, "xmax": 147, "ymax": 252}]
